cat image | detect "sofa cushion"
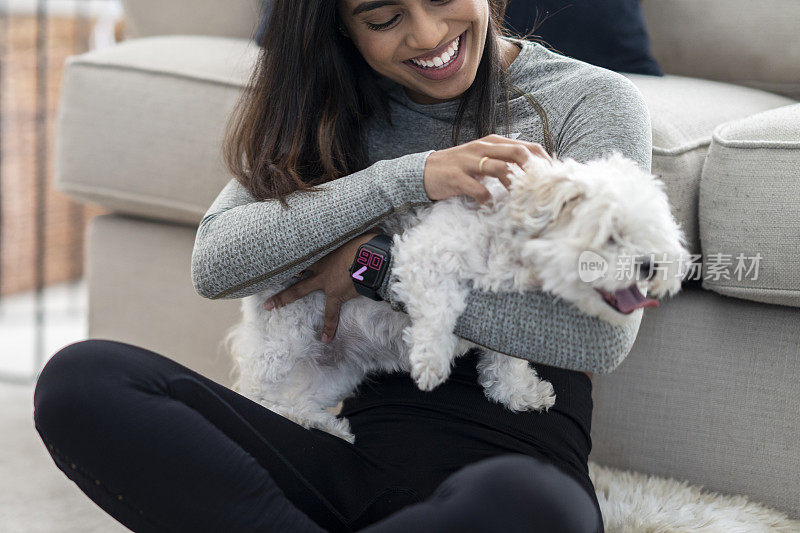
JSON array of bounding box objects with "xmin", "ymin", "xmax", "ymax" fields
[
  {"xmin": 698, "ymin": 104, "xmax": 800, "ymax": 307},
  {"xmin": 503, "ymin": 0, "xmax": 662, "ymax": 76},
  {"xmin": 621, "ymin": 73, "xmax": 795, "ymax": 256}
]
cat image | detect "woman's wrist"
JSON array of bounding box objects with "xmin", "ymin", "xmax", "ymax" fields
[
  {"xmin": 350, "ymin": 232, "xmax": 396, "ymax": 303},
  {"xmin": 376, "ymin": 247, "xmax": 407, "ymax": 313}
]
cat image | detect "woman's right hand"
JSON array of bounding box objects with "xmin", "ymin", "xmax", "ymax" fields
[{"xmin": 423, "ymin": 134, "xmax": 554, "ymax": 204}]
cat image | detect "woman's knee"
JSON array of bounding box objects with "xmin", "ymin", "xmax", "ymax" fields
[
  {"xmin": 442, "ymin": 455, "xmax": 602, "ymax": 533},
  {"xmin": 34, "ymin": 340, "xmax": 136, "ymax": 438}
]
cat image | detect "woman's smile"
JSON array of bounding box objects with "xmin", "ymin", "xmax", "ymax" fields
[
  {"xmin": 340, "ymin": 0, "xmax": 489, "ymax": 104},
  {"xmin": 403, "ymin": 30, "xmax": 467, "ymax": 81}
]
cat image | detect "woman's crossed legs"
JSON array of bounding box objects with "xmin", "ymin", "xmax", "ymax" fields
[{"xmin": 33, "ymin": 339, "xmax": 601, "ymax": 532}]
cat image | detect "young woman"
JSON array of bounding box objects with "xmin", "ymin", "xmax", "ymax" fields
[{"xmin": 34, "ymin": 0, "xmax": 652, "ymax": 531}]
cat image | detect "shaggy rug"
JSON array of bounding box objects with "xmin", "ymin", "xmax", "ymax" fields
[{"xmin": 589, "ymin": 461, "xmax": 800, "ymax": 532}]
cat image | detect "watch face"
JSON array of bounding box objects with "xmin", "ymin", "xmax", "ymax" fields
[{"xmin": 351, "ymin": 245, "xmax": 386, "ymax": 289}]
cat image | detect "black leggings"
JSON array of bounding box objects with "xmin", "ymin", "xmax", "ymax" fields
[{"xmin": 33, "ymin": 339, "xmax": 603, "ymax": 532}]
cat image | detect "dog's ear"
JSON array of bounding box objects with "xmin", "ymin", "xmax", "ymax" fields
[{"xmin": 509, "ymin": 175, "xmax": 586, "ymax": 237}]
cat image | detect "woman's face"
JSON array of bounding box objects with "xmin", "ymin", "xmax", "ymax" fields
[{"xmin": 338, "ymin": 0, "xmax": 490, "ymax": 105}]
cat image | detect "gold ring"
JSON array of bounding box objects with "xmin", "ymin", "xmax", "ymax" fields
[{"xmin": 478, "ymin": 156, "xmax": 490, "ymax": 174}]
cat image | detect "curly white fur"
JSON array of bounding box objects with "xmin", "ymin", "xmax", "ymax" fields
[{"xmin": 223, "ymin": 151, "xmax": 690, "ymax": 443}]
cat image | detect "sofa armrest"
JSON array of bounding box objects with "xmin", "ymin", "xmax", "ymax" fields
[{"xmin": 54, "ymin": 36, "xmax": 258, "ymax": 225}]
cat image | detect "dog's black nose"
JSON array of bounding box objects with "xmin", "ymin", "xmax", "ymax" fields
[{"xmin": 638, "ymin": 258, "xmax": 656, "ymax": 281}]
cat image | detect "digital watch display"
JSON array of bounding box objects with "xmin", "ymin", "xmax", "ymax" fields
[{"xmin": 348, "ymin": 234, "xmax": 392, "ymax": 301}]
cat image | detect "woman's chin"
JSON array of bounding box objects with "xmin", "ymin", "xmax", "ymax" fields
[
  {"xmin": 406, "ymin": 78, "xmax": 474, "ymax": 105},
  {"xmin": 408, "ymin": 61, "xmax": 482, "ymax": 104}
]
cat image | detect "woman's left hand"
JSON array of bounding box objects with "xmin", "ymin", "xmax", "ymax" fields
[{"xmin": 263, "ymin": 232, "xmax": 380, "ymax": 343}]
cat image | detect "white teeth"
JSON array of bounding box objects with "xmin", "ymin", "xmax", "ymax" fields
[{"xmin": 410, "ymin": 34, "xmax": 462, "ymax": 69}]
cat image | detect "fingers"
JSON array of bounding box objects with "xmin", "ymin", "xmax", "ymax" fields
[
  {"xmin": 495, "ymin": 173, "xmax": 513, "ymax": 190},
  {"xmin": 465, "ymin": 137, "xmax": 553, "ymax": 197},
  {"xmin": 461, "ymin": 178, "xmax": 493, "ymax": 204},
  {"xmin": 264, "ymin": 273, "xmax": 321, "ymax": 310},
  {"xmin": 483, "ymin": 134, "xmax": 549, "ymax": 157},
  {"xmin": 321, "ymin": 297, "xmax": 342, "ymax": 343},
  {"xmin": 476, "ymin": 141, "xmax": 536, "ymax": 169},
  {"xmin": 520, "ymin": 140, "xmax": 553, "ymax": 164},
  {"xmin": 478, "ymin": 135, "xmax": 553, "ymax": 166},
  {"xmin": 262, "ymin": 271, "xmax": 341, "ymax": 344},
  {"xmin": 477, "ymin": 158, "xmax": 516, "ymax": 181}
]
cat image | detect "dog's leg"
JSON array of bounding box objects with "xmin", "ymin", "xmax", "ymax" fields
[
  {"xmin": 391, "ymin": 200, "xmax": 486, "ymax": 391},
  {"xmin": 255, "ymin": 358, "xmax": 363, "ymax": 443},
  {"xmin": 476, "ymin": 350, "xmax": 556, "ymax": 411},
  {"xmin": 402, "ymin": 281, "xmax": 471, "ymax": 391}
]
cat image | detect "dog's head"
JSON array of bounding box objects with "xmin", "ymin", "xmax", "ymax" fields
[{"xmin": 506, "ymin": 151, "xmax": 691, "ymax": 325}]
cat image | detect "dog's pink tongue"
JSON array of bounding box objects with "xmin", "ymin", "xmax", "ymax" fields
[{"xmin": 615, "ymin": 285, "xmax": 659, "ymax": 313}]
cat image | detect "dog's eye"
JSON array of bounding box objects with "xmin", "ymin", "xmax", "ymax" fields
[{"xmin": 606, "ymin": 237, "xmax": 616, "ymax": 246}]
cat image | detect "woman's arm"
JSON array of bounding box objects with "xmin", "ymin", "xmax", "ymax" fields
[
  {"xmin": 191, "ymin": 151, "xmax": 434, "ymax": 300},
  {"xmin": 381, "ymin": 72, "xmax": 654, "ymax": 375},
  {"xmin": 193, "ymin": 73, "xmax": 652, "ymax": 375}
]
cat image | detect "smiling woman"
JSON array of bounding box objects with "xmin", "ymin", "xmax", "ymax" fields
[
  {"xmin": 34, "ymin": 0, "xmax": 655, "ymax": 531},
  {"xmin": 338, "ymin": 0, "xmax": 499, "ymax": 102},
  {"xmin": 232, "ymin": 0, "xmax": 515, "ymax": 205}
]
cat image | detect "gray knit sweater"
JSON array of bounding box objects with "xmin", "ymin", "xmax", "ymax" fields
[{"xmin": 191, "ymin": 38, "xmax": 653, "ymax": 374}]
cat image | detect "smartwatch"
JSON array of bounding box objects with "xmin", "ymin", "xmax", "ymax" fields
[{"xmin": 348, "ymin": 234, "xmax": 392, "ymax": 301}]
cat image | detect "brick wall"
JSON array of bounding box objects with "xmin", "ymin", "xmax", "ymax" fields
[{"xmin": 1, "ymin": 14, "xmax": 111, "ymax": 296}]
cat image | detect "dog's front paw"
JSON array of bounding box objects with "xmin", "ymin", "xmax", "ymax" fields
[
  {"xmin": 405, "ymin": 328, "xmax": 458, "ymax": 391},
  {"xmin": 503, "ymin": 377, "xmax": 557, "ymax": 412},
  {"xmin": 411, "ymin": 358, "xmax": 450, "ymax": 391}
]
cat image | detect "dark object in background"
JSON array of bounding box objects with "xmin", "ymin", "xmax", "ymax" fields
[
  {"xmin": 504, "ymin": 0, "xmax": 663, "ymax": 75},
  {"xmin": 254, "ymin": 0, "xmax": 662, "ymax": 76},
  {"xmin": 255, "ymin": 1, "xmax": 271, "ymax": 47}
]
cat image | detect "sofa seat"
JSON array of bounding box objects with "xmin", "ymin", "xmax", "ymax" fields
[
  {"xmin": 590, "ymin": 278, "xmax": 800, "ymax": 518},
  {"xmin": 56, "ymin": 36, "xmax": 796, "ymax": 251}
]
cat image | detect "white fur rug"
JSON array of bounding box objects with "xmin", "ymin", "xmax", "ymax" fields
[{"xmin": 588, "ymin": 461, "xmax": 799, "ymax": 532}]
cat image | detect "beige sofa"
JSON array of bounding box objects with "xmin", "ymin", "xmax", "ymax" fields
[{"xmin": 53, "ymin": 0, "xmax": 800, "ymax": 518}]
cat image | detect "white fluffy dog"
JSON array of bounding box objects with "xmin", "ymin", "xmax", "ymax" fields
[{"xmin": 223, "ymin": 151, "xmax": 690, "ymax": 443}]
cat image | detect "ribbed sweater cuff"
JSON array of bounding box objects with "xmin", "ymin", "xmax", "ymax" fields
[
  {"xmin": 381, "ymin": 150, "xmax": 435, "ymax": 207},
  {"xmin": 378, "ymin": 249, "xmax": 406, "ymax": 313},
  {"xmin": 376, "ymin": 150, "xmax": 434, "ymax": 311}
]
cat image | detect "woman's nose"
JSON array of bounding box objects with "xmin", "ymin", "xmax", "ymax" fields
[{"xmin": 404, "ymin": 14, "xmax": 448, "ymax": 51}]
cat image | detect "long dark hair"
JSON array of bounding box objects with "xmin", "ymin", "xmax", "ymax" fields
[{"xmin": 223, "ymin": 0, "xmax": 512, "ymax": 206}]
